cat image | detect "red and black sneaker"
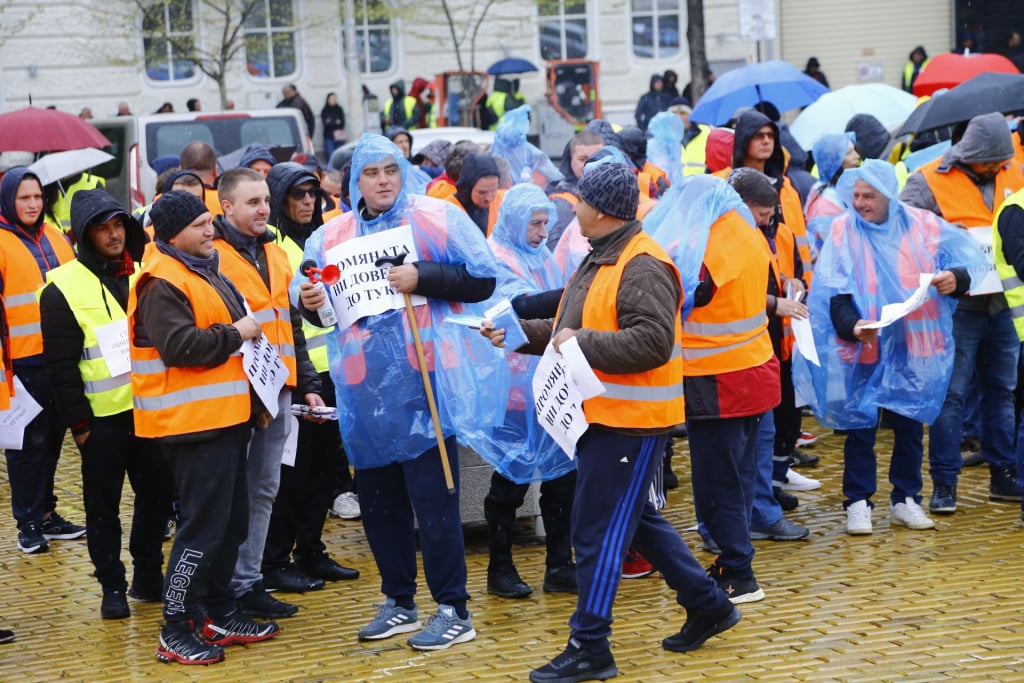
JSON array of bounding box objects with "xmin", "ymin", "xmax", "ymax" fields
[
  {"xmin": 201, "ymin": 613, "xmax": 280, "ymax": 646},
  {"xmin": 621, "ymin": 549, "xmax": 654, "ymax": 579},
  {"xmin": 156, "ymin": 621, "xmax": 225, "ymax": 665}
]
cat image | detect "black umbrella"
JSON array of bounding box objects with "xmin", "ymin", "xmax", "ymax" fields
[{"xmin": 897, "ymin": 72, "xmax": 1024, "ymax": 136}]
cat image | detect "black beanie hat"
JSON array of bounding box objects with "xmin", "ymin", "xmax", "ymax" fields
[
  {"xmin": 151, "ymin": 190, "xmax": 209, "ymax": 242},
  {"xmin": 577, "ymin": 162, "xmax": 638, "ymax": 221}
]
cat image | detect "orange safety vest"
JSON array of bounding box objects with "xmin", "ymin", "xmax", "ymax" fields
[
  {"xmin": 549, "ymin": 191, "xmax": 578, "ymax": 209},
  {"xmin": 641, "ymin": 161, "xmax": 669, "ymax": 195},
  {"xmin": 772, "ymin": 223, "xmax": 797, "ymax": 360},
  {"xmin": 426, "ymin": 177, "xmax": 457, "ymax": 201},
  {"xmin": 919, "ymin": 157, "xmax": 1024, "ymax": 227},
  {"xmin": 320, "ymin": 211, "xmax": 459, "ymax": 385},
  {"xmin": 128, "ymin": 251, "xmax": 251, "ymax": 438},
  {"xmin": 0, "ymin": 222, "xmax": 75, "ymax": 359},
  {"xmin": 213, "ymin": 238, "xmax": 298, "ymax": 387},
  {"xmin": 682, "ymin": 209, "xmax": 774, "ymax": 376},
  {"xmin": 0, "ymin": 339, "xmax": 10, "ymax": 410},
  {"xmin": 573, "ymin": 231, "xmax": 684, "ymax": 428}
]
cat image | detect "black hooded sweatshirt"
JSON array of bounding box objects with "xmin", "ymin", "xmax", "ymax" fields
[
  {"xmin": 455, "ymin": 154, "xmax": 500, "ymax": 234},
  {"xmin": 39, "ymin": 189, "xmax": 148, "ymax": 428},
  {"xmin": 267, "ymin": 161, "xmax": 323, "ymax": 249}
]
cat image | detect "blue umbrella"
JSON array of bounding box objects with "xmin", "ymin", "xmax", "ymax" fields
[
  {"xmin": 487, "ymin": 57, "xmax": 538, "ymax": 75},
  {"xmin": 691, "ymin": 60, "xmax": 830, "ymax": 126}
]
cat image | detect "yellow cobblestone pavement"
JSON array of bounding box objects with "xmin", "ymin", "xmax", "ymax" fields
[{"xmin": 1, "ymin": 422, "xmax": 1023, "ymax": 682}]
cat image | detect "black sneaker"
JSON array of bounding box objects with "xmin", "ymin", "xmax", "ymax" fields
[
  {"xmin": 239, "ymin": 582, "xmax": 298, "ymax": 619},
  {"xmin": 529, "ymin": 639, "xmax": 618, "ymax": 683},
  {"xmin": 41, "ymin": 511, "xmax": 86, "ymax": 540},
  {"xmin": 296, "ymin": 553, "xmax": 359, "ymax": 582},
  {"xmin": 17, "ymin": 521, "xmax": 49, "ymax": 554},
  {"xmin": 263, "ymin": 563, "xmax": 325, "ymax": 593},
  {"xmin": 128, "ymin": 576, "xmax": 164, "ymax": 602},
  {"xmin": 773, "ymin": 487, "xmax": 799, "ymax": 511},
  {"xmin": 156, "ymin": 621, "xmax": 225, "ymax": 665},
  {"xmin": 543, "ymin": 564, "xmax": 578, "ymax": 594},
  {"xmin": 707, "ymin": 562, "xmax": 764, "ymax": 604},
  {"xmin": 488, "ymin": 565, "xmax": 533, "ymax": 598},
  {"xmin": 929, "ymin": 483, "xmax": 957, "ymax": 514},
  {"xmin": 0, "ymin": 628, "xmax": 14, "ymax": 644},
  {"xmin": 662, "ymin": 603, "xmax": 742, "ymax": 653},
  {"xmin": 788, "ymin": 450, "xmax": 820, "ymax": 468},
  {"xmin": 989, "ymin": 467, "xmax": 1022, "ymax": 502},
  {"xmin": 201, "ymin": 612, "xmax": 280, "ymax": 646},
  {"xmin": 101, "ymin": 590, "xmax": 130, "ymax": 619}
]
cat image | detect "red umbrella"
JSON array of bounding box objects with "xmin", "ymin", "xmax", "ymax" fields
[
  {"xmin": 913, "ymin": 52, "xmax": 1021, "ymax": 96},
  {"xmin": 0, "ymin": 107, "xmax": 111, "ymax": 153}
]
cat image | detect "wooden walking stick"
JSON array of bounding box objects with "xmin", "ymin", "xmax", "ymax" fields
[{"xmin": 375, "ymin": 253, "xmax": 456, "ymax": 494}]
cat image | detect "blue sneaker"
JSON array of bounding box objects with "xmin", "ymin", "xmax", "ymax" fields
[
  {"xmin": 407, "ymin": 604, "xmax": 476, "ymax": 651},
  {"xmin": 357, "ymin": 598, "xmax": 421, "ymax": 641}
]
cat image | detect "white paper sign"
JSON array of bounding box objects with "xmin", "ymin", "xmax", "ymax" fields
[
  {"xmin": 966, "ymin": 226, "xmax": 1002, "ymax": 295},
  {"xmin": 792, "ymin": 315, "xmax": 820, "ymax": 367},
  {"xmin": 242, "ymin": 334, "xmax": 288, "ymax": 418},
  {"xmin": 322, "ymin": 224, "xmax": 426, "ymax": 328},
  {"xmin": 94, "ymin": 319, "xmax": 131, "ymax": 377},
  {"xmin": 281, "ymin": 415, "xmax": 299, "ymax": 467},
  {"xmin": 531, "ymin": 340, "xmax": 606, "ymax": 459},
  {"xmin": 0, "ymin": 377, "xmax": 43, "ymax": 450},
  {"xmin": 859, "ymin": 273, "xmax": 933, "ymax": 330}
]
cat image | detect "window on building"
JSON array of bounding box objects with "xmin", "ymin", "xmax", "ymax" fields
[
  {"xmin": 142, "ymin": 0, "xmax": 198, "ymax": 82},
  {"xmin": 342, "ymin": 0, "xmax": 393, "ymax": 74},
  {"xmin": 245, "ymin": 0, "xmax": 299, "ymax": 79},
  {"xmin": 631, "ymin": 0, "xmax": 681, "ymax": 60},
  {"xmin": 539, "ymin": 0, "xmax": 588, "ymax": 61}
]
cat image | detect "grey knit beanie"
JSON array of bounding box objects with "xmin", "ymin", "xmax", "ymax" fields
[{"xmin": 577, "ymin": 162, "xmax": 639, "ymax": 220}]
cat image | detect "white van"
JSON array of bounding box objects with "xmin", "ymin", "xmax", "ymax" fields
[{"xmin": 91, "ymin": 109, "xmax": 313, "ymax": 211}]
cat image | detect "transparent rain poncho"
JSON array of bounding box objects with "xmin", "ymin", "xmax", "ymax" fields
[
  {"xmin": 805, "ymin": 133, "xmax": 855, "ymax": 257},
  {"xmin": 461, "ymin": 183, "xmax": 573, "ymax": 483},
  {"xmin": 647, "ymin": 111, "xmax": 685, "ymax": 187},
  {"xmin": 644, "ymin": 174, "xmax": 757, "ymax": 320},
  {"xmin": 791, "ymin": 160, "xmax": 988, "ymax": 429},
  {"xmin": 290, "ymin": 133, "xmax": 508, "ymax": 468},
  {"xmin": 489, "ymin": 104, "xmax": 564, "ymax": 186}
]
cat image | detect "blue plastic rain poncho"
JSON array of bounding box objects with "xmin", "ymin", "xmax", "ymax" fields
[
  {"xmin": 791, "ymin": 160, "xmax": 988, "ymax": 429},
  {"xmin": 460, "ymin": 184, "xmax": 572, "ymax": 483},
  {"xmin": 489, "ymin": 105, "xmax": 564, "ymax": 186},
  {"xmin": 644, "ymin": 174, "xmax": 756, "ymax": 320},
  {"xmin": 647, "ymin": 111, "xmax": 685, "ymax": 187},
  {"xmin": 805, "ymin": 133, "xmax": 856, "ymax": 257},
  {"xmin": 290, "ymin": 133, "xmax": 508, "ymax": 468}
]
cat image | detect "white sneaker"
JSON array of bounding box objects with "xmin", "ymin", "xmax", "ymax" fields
[
  {"xmin": 331, "ymin": 492, "xmax": 361, "ymax": 520},
  {"xmin": 781, "ymin": 468, "xmax": 821, "ymax": 492},
  {"xmin": 890, "ymin": 497, "xmax": 935, "ymax": 530},
  {"xmin": 846, "ymin": 500, "xmax": 872, "ymax": 535}
]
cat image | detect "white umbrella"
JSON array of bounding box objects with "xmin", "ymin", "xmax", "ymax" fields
[
  {"xmin": 28, "ymin": 148, "xmax": 114, "ymax": 186},
  {"xmin": 790, "ymin": 84, "xmax": 918, "ymax": 150}
]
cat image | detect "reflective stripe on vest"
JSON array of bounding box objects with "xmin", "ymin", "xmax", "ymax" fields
[
  {"xmin": 128, "ymin": 251, "xmax": 250, "ymax": 438},
  {"xmin": 0, "ymin": 223, "xmax": 75, "ymax": 359},
  {"xmin": 214, "ymin": 237, "xmax": 298, "ymax": 386},
  {"xmin": 993, "ymin": 189, "xmax": 1024, "ymax": 340},
  {"xmin": 45, "ymin": 260, "xmax": 137, "ymax": 416},
  {"xmin": 682, "ymin": 210, "xmax": 774, "ymax": 375},
  {"xmin": 273, "ymin": 227, "xmax": 332, "ymax": 373},
  {"xmin": 574, "ymin": 230, "xmax": 684, "ymax": 428}
]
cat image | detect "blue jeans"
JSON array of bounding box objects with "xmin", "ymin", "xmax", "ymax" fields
[
  {"xmin": 844, "ymin": 412, "xmax": 924, "ymax": 506},
  {"xmin": 928, "ymin": 307, "xmax": 1019, "ymax": 485},
  {"xmin": 751, "ymin": 411, "xmax": 784, "ymax": 531}
]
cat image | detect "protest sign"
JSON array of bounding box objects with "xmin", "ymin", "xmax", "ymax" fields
[
  {"xmin": 531, "ymin": 338, "xmax": 605, "ymax": 458},
  {"xmin": 966, "ymin": 227, "xmax": 1001, "ymax": 295},
  {"xmin": 242, "ymin": 333, "xmax": 287, "ymax": 418},
  {"xmin": 322, "ymin": 224, "xmax": 426, "ymax": 328},
  {"xmin": 94, "ymin": 319, "xmax": 131, "ymax": 377},
  {"xmin": 0, "ymin": 377, "xmax": 43, "ymax": 450}
]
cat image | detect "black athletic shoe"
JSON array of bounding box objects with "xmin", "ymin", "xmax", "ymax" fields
[
  {"xmin": 296, "ymin": 553, "xmax": 359, "ymax": 582},
  {"xmin": 990, "ymin": 467, "xmax": 1022, "ymax": 502},
  {"xmin": 201, "ymin": 613, "xmax": 280, "ymax": 646},
  {"xmin": 487, "ymin": 565, "xmax": 533, "ymax": 598},
  {"xmin": 17, "ymin": 521, "xmax": 48, "ymax": 554},
  {"xmin": 101, "ymin": 590, "xmax": 130, "ymax": 619},
  {"xmin": 239, "ymin": 582, "xmax": 298, "ymax": 619},
  {"xmin": 543, "ymin": 564, "xmax": 578, "ymax": 594},
  {"xmin": 263, "ymin": 563, "xmax": 325, "ymax": 593},
  {"xmin": 773, "ymin": 487, "xmax": 799, "ymax": 511},
  {"xmin": 707, "ymin": 562, "xmax": 765, "ymax": 604},
  {"xmin": 0, "ymin": 628, "xmax": 14, "ymax": 644},
  {"xmin": 929, "ymin": 483, "xmax": 957, "ymax": 514},
  {"xmin": 128, "ymin": 578, "xmax": 164, "ymax": 602},
  {"xmin": 529, "ymin": 639, "xmax": 618, "ymax": 683},
  {"xmin": 41, "ymin": 511, "xmax": 86, "ymax": 540},
  {"xmin": 663, "ymin": 603, "xmax": 742, "ymax": 653},
  {"xmin": 156, "ymin": 621, "xmax": 224, "ymax": 665},
  {"xmin": 788, "ymin": 449, "xmax": 820, "ymax": 468}
]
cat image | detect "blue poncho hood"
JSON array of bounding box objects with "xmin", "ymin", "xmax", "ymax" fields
[{"xmin": 813, "ymin": 132, "xmax": 855, "ymax": 186}]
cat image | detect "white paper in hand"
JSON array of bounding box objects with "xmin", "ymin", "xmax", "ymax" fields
[
  {"xmin": 0, "ymin": 377, "xmax": 43, "ymax": 450},
  {"xmin": 242, "ymin": 334, "xmax": 288, "ymax": 418},
  {"xmin": 94, "ymin": 319, "xmax": 131, "ymax": 377}
]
